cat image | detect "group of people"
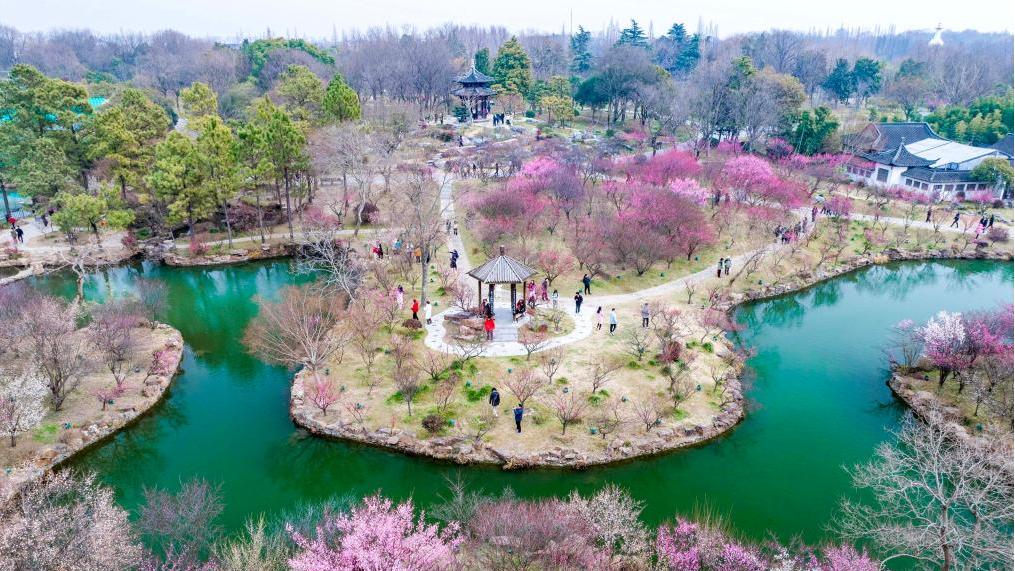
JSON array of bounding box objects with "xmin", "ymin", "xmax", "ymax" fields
[
  {"xmin": 716, "ymin": 257, "xmax": 732, "ymax": 277},
  {"xmin": 773, "ymin": 218, "xmax": 808, "ymax": 243},
  {"xmin": 486, "ymin": 387, "xmax": 525, "ymax": 433}
]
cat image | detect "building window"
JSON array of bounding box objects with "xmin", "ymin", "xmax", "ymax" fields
[
  {"xmin": 934, "ymin": 185, "xmax": 942, "ymax": 191},
  {"xmin": 944, "ymin": 185, "xmax": 953, "ymax": 192},
  {"xmin": 876, "ymin": 168, "xmax": 889, "ymax": 183}
]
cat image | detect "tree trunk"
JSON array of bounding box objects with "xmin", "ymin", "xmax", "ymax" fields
[
  {"xmin": 223, "ymin": 198, "xmax": 234, "ymax": 248},
  {"xmin": 1, "ymin": 183, "xmax": 10, "ymax": 220},
  {"xmin": 283, "ymin": 168, "xmax": 295, "ymax": 242},
  {"xmin": 256, "ymin": 191, "xmax": 266, "ymax": 245}
]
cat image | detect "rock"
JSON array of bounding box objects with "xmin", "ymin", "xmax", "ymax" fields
[
  {"xmin": 386, "ymin": 436, "xmax": 400, "ymax": 446},
  {"xmin": 456, "ymin": 444, "xmax": 474, "ymax": 455},
  {"xmin": 59, "ymin": 428, "xmax": 84, "ymax": 448}
]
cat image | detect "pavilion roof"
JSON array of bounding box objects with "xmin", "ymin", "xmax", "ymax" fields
[
  {"xmin": 452, "ymin": 85, "xmax": 496, "ymax": 97},
  {"xmin": 455, "ymin": 67, "xmax": 495, "ymax": 85},
  {"xmin": 467, "ymin": 251, "xmax": 539, "ymax": 284}
]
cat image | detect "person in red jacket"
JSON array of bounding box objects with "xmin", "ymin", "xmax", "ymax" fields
[
  {"xmin": 484, "ymin": 316, "xmax": 495, "ymax": 341},
  {"xmin": 411, "ymin": 299, "xmax": 420, "ymax": 320}
]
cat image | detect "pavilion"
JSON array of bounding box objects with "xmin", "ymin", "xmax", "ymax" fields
[
  {"xmin": 452, "ymin": 67, "xmax": 495, "ymax": 121},
  {"xmin": 466, "ymin": 247, "xmax": 539, "ymax": 310}
]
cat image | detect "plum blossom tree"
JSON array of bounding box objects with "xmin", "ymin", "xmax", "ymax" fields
[
  {"xmin": 305, "ymin": 374, "xmax": 341, "ymax": 415},
  {"xmin": 546, "ymin": 390, "xmax": 588, "ymax": 435},
  {"xmin": 535, "ymin": 249, "xmax": 575, "ymax": 287},
  {"xmin": 918, "ymin": 311, "xmax": 966, "ymax": 386},
  {"xmin": 504, "ymin": 368, "xmax": 545, "ymax": 407},
  {"xmin": 89, "ymin": 300, "xmax": 144, "ymax": 387},
  {"xmin": 636, "ymin": 149, "xmax": 702, "ymax": 185},
  {"xmin": 243, "ymin": 286, "xmax": 350, "ymax": 372},
  {"xmin": 287, "ymin": 495, "xmax": 462, "ymax": 571},
  {"xmin": 0, "ymin": 366, "xmax": 47, "ymax": 447},
  {"xmin": 22, "ymin": 295, "xmax": 91, "ymax": 411}
]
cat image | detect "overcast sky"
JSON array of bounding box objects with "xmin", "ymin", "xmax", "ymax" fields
[{"xmin": 4, "ymin": 0, "xmax": 1012, "ymax": 39}]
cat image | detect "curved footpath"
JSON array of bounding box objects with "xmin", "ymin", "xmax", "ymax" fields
[{"xmin": 0, "ymin": 323, "xmax": 185, "ymax": 502}]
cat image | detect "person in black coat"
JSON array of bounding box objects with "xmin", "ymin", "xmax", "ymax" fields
[{"xmin": 488, "ymin": 387, "xmax": 500, "ymax": 416}]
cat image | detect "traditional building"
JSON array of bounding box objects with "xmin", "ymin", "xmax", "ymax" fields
[
  {"xmin": 844, "ymin": 122, "xmax": 1009, "ymax": 197},
  {"xmin": 452, "ymin": 67, "xmax": 495, "ymax": 121}
]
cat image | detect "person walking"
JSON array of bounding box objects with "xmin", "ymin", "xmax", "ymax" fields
[
  {"xmin": 15, "ymin": 227, "xmax": 24, "ymax": 244},
  {"xmin": 488, "ymin": 387, "xmax": 501, "ymax": 416},
  {"xmin": 724, "ymin": 258, "xmax": 731, "ymax": 276},
  {"xmin": 811, "ymin": 205, "xmax": 818, "ymax": 222},
  {"xmin": 396, "ymin": 285, "xmax": 405, "ymax": 309},
  {"xmin": 574, "ymin": 291, "xmax": 583, "ymax": 314},
  {"xmin": 608, "ymin": 308, "xmax": 618, "ymax": 335},
  {"xmin": 376, "ymin": 242, "xmax": 384, "ymax": 259},
  {"xmin": 925, "ymin": 207, "xmax": 933, "ymax": 223},
  {"xmin": 540, "ymin": 278, "xmax": 549, "ymax": 302},
  {"xmin": 513, "ymin": 403, "xmax": 524, "ymax": 433},
  {"xmin": 641, "ymin": 303, "xmax": 650, "ymax": 328},
  {"xmin": 484, "ymin": 316, "xmax": 495, "ymax": 341},
  {"xmin": 595, "ymin": 306, "xmax": 603, "ymax": 330},
  {"xmin": 411, "ymin": 299, "xmax": 420, "ymax": 320},
  {"xmin": 551, "ymin": 289, "xmax": 559, "ymax": 310},
  {"xmin": 989, "ymin": 214, "xmax": 995, "ymax": 227},
  {"xmin": 950, "ymin": 212, "xmax": 960, "ymax": 228},
  {"xmin": 717, "ymin": 258, "xmax": 724, "ymax": 278},
  {"xmin": 424, "ymin": 300, "xmax": 433, "ymax": 325},
  {"xmin": 582, "ymin": 274, "xmax": 591, "ymax": 295}
]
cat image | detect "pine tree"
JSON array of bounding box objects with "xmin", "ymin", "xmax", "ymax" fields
[
  {"xmin": 569, "ymin": 27, "xmax": 593, "ymax": 75},
  {"xmin": 474, "ymin": 48, "xmax": 490, "ymax": 75},
  {"xmin": 492, "ymin": 37, "xmax": 532, "ymax": 96},
  {"xmin": 322, "ymin": 73, "xmax": 361, "ymax": 122},
  {"xmin": 617, "ymin": 20, "xmax": 649, "ymax": 48},
  {"xmin": 822, "ymin": 58, "xmax": 856, "ymax": 104}
]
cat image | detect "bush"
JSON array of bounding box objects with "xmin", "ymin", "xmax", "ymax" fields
[
  {"xmin": 524, "ymin": 110, "xmax": 536, "ymax": 119},
  {"xmin": 402, "ymin": 318, "xmax": 422, "ymax": 330},
  {"xmin": 992, "ymin": 199, "xmax": 1005, "ymax": 208},
  {"xmin": 986, "ymin": 226, "xmax": 1009, "ymax": 242},
  {"xmin": 360, "ymin": 202, "xmax": 380, "ymax": 224},
  {"xmin": 120, "ymin": 231, "xmax": 138, "ymax": 250},
  {"xmin": 188, "ymin": 238, "xmax": 209, "ymax": 257},
  {"xmin": 422, "ymin": 414, "xmax": 446, "ymax": 434}
]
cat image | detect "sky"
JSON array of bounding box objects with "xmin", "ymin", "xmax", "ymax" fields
[{"xmin": 3, "ymin": 0, "xmax": 1012, "ymax": 39}]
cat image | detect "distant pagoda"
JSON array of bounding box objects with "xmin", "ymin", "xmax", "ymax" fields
[{"xmin": 452, "ymin": 67, "xmax": 495, "ymax": 121}]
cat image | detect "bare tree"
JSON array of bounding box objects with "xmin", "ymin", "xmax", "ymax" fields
[
  {"xmin": 504, "ymin": 369, "xmax": 545, "ymax": 408},
  {"xmin": 131, "ymin": 278, "xmax": 168, "ymax": 326},
  {"xmin": 295, "ymin": 221, "xmax": 365, "ymax": 300},
  {"xmin": 590, "ymin": 397, "xmax": 625, "ymax": 440},
  {"xmin": 624, "ymin": 327, "xmax": 652, "ymax": 362},
  {"xmin": 632, "ymin": 395, "xmax": 669, "ymax": 432},
  {"xmin": 518, "ymin": 329, "xmax": 549, "ymax": 361},
  {"xmin": 588, "ymin": 357, "xmax": 621, "ymax": 393},
  {"xmin": 838, "ymin": 412, "xmax": 1014, "ymax": 570},
  {"xmin": 538, "ymin": 346, "xmax": 564, "ymax": 384},
  {"xmin": 137, "ymin": 478, "xmax": 223, "ymax": 566},
  {"xmin": 22, "ymin": 296, "xmax": 90, "ymax": 411},
  {"xmin": 243, "ymin": 286, "xmax": 349, "ymax": 371},
  {"xmin": 415, "ymin": 350, "xmax": 453, "ymax": 383},
  {"xmin": 88, "ymin": 300, "xmax": 143, "ymax": 387},
  {"xmin": 546, "ymin": 391, "xmax": 587, "ymax": 436}
]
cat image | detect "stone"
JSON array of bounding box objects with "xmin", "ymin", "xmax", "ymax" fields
[
  {"xmin": 456, "ymin": 444, "xmax": 474, "ymax": 455},
  {"xmin": 385, "ymin": 436, "xmax": 400, "ymax": 446}
]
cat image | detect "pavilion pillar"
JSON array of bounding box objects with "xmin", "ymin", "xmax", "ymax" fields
[
  {"xmin": 478, "ymin": 279, "xmax": 483, "ymax": 308},
  {"xmin": 510, "ymin": 283, "xmax": 517, "ymax": 309}
]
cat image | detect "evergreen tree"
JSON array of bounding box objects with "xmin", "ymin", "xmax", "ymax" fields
[
  {"xmin": 322, "ymin": 73, "xmax": 361, "ymax": 122},
  {"xmin": 179, "ymin": 82, "xmax": 219, "ymax": 121},
  {"xmin": 492, "ymin": 37, "xmax": 532, "ymax": 96},
  {"xmin": 786, "ymin": 107, "xmax": 839, "ymax": 155},
  {"xmin": 852, "ymin": 57, "xmax": 883, "ymax": 103},
  {"xmin": 86, "ymin": 88, "xmax": 170, "ymax": 200},
  {"xmin": 277, "ymin": 65, "xmax": 325, "ymax": 123},
  {"xmin": 822, "ymin": 58, "xmax": 855, "ymax": 104},
  {"xmin": 616, "ymin": 20, "xmax": 649, "ymax": 48},
  {"xmin": 569, "ymin": 27, "xmax": 593, "ymax": 75},
  {"xmin": 474, "ymin": 48, "xmax": 490, "ymax": 75},
  {"xmin": 147, "ymin": 131, "xmax": 211, "ymax": 232},
  {"xmin": 194, "ymin": 115, "xmax": 241, "ymax": 247},
  {"xmin": 251, "ymin": 98, "xmax": 307, "ymax": 241}
]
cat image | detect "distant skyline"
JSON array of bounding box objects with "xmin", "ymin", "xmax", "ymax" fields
[{"xmin": 4, "ymin": 0, "xmax": 1013, "ymax": 39}]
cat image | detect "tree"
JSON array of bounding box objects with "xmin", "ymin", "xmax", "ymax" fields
[
  {"xmin": 474, "ymin": 47, "xmax": 491, "ymax": 75},
  {"xmin": 823, "ymin": 58, "xmax": 855, "ymax": 104},
  {"xmin": 194, "ymin": 115, "xmax": 241, "ymax": 247},
  {"xmin": 305, "ymin": 374, "xmax": 340, "ymax": 415},
  {"xmin": 0, "ymin": 471, "xmax": 143, "ymax": 570},
  {"xmin": 787, "ymin": 107, "xmax": 839, "ymax": 155},
  {"xmin": 322, "ymin": 73, "xmax": 361, "ymax": 122},
  {"xmin": 276, "ymin": 65, "xmax": 324, "ymax": 123},
  {"xmin": 546, "ymin": 391, "xmax": 587, "ymax": 435},
  {"xmin": 625, "ymin": 327, "xmax": 652, "ymax": 362},
  {"xmin": 288, "ymin": 495, "xmax": 462, "ymax": 570},
  {"xmin": 0, "ymin": 365, "xmax": 47, "ymax": 447},
  {"xmin": 8, "ymin": 135, "xmax": 80, "ymax": 200},
  {"xmin": 852, "ymin": 57, "xmax": 883, "ymax": 104},
  {"xmin": 138, "ymin": 479, "xmax": 223, "ymax": 565},
  {"xmin": 971, "ymin": 157, "xmax": 1013, "ymax": 198},
  {"xmin": 519, "ymin": 329, "xmax": 549, "ymax": 361},
  {"xmin": 86, "ymin": 87, "xmax": 170, "ymax": 200},
  {"xmin": 538, "ymin": 346, "xmax": 564, "ymax": 384},
  {"xmin": 918, "ymin": 311, "xmax": 966, "ymax": 386},
  {"xmin": 22, "ymin": 295, "xmax": 90, "ymax": 411},
  {"xmin": 243, "ymin": 285, "xmax": 349, "ymax": 371},
  {"xmin": 89, "ymin": 300, "xmax": 142, "ymax": 387},
  {"xmin": 147, "ymin": 131, "xmax": 210, "ymax": 234},
  {"xmin": 838, "ymin": 413, "xmax": 1014, "ymax": 570},
  {"xmin": 251, "ymin": 97, "xmax": 308, "ymax": 241},
  {"xmin": 51, "ymin": 187, "xmax": 135, "ymax": 242},
  {"xmin": 504, "ymin": 369, "xmax": 545, "ymax": 407},
  {"xmin": 569, "ymin": 27, "xmax": 593, "ymax": 75},
  {"xmin": 179, "ymin": 81, "xmax": 219, "ymax": 121},
  {"xmin": 616, "ymin": 20, "xmax": 649, "ymax": 49},
  {"xmin": 492, "ymin": 37, "xmax": 532, "ymax": 97},
  {"xmin": 632, "ymin": 395, "xmax": 668, "ymax": 432}
]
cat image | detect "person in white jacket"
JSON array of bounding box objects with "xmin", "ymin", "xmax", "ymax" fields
[{"xmin": 424, "ymin": 300, "xmax": 433, "ymax": 325}]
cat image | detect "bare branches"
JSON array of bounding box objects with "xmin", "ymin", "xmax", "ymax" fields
[
  {"xmin": 588, "ymin": 357, "xmax": 621, "ymax": 393},
  {"xmin": 632, "ymin": 395, "xmax": 669, "ymax": 432},
  {"xmin": 518, "ymin": 329, "xmax": 549, "ymax": 361},
  {"xmin": 304, "ymin": 373, "xmax": 341, "ymax": 415},
  {"xmin": 504, "ymin": 369, "xmax": 545, "ymax": 408},
  {"xmin": 624, "ymin": 327, "xmax": 652, "ymax": 362},
  {"xmin": 538, "ymin": 346, "xmax": 564, "ymax": 384},
  {"xmin": 546, "ymin": 391, "xmax": 587, "ymax": 436},
  {"xmin": 243, "ymin": 286, "xmax": 349, "ymax": 372},
  {"xmin": 21, "ymin": 296, "xmax": 90, "ymax": 411}
]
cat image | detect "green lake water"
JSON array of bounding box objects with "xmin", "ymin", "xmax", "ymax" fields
[{"xmin": 30, "ymin": 258, "xmax": 1012, "ymax": 543}]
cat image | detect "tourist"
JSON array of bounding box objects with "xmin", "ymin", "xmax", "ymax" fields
[
  {"xmin": 484, "ymin": 316, "xmax": 495, "ymax": 340},
  {"xmin": 951, "ymin": 212, "xmax": 960, "ymax": 228},
  {"xmin": 811, "ymin": 205, "xmax": 818, "ymax": 222},
  {"xmin": 414, "ymin": 246, "xmax": 422, "ymax": 263},
  {"xmin": 724, "ymin": 258, "xmax": 731, "ymax": 276},
  {"xmin": 424, "ymin": 300, "xmax": 433, "ymax": 325},
  {"xmin": 641, "ymin": 303, "xmax": 650, "ymax": 328},
  {"xmin": 609, "ymin": 308, "xmax": 618, "ymax": 335},
  {"xmin": 527, "ymin": 281, "xmax": 536, "ymax": 303},
  {"xmin": 485, "ymin": 300, "xmax": 493, "ymax": 318},
  {"xmin": 595, "ymin": 306, "xmax": 603, "ymax": 330},
  {"xmin": 717, "ymin": 258, "xmax": 724, "ymax": 278},
  {"xmin": 41, "ymin": 213, "xmax": 48, "ymax": 228},
  {"xmin": 513, "ymin": 403, "xmax": 524, "ymax": 433},
  {"xmin": 453, "ymin": 223, "xmax": 458, "ymax": 235},
  {"xmin": 445, "ymin": 220, "xmax": 452, "ymax": 233},
  {"xmin": 488, "ymin": 387, "xmax": 500, "ymax": 416},
  {"xmin": 411, "ymin": 299, "xmax": 420, "ymax": 320},
  {"xmin": 989, "ymin": 214, "xmax": 995, "ymax": 227},
  {"xmin": 376, "ymin": 242, "xmax": 384, "ymax": 259},
  {"xmin": 582, "ymin": 273, "xmax": 591, "ymax": 295},
  {"xmin": 15, "ymin": 227, "xmax": 24, "ymax": 244},
  {"xmin": 450, "ymin": 249, "xmax": 459, "ymax": 269},
  {"xmin": 574, "ymin": 291, "xmax": 583, "ymax": 314},
  {"xmin": 926, "ymin": 207, "xmax": 933, "ymax": 222},
  {"xmin": 551, "ymin": 289, "xmax": 559, "ymax": 309},
  {"xmin": 540, "ymin": 278, "xmax": 549, "ymax": 302},
  {"xmin": 396, "ymin": 285, "xmax": 405, "ymax": 309}
]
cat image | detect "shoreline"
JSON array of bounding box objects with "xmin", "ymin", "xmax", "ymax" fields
[
  {"xmin": 0, "ymin": 323, "xmax": 185, "ymax": 502},
  {"xmin": 289, "ymin": 246, "xmax": 1011, "ymax": 470}
]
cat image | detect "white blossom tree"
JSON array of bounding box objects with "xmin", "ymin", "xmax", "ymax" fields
[{"xmin": 0, "ymin": 366, "xmax": 47, "ymax": 447}]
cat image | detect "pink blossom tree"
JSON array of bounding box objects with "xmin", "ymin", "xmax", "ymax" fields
[
  {"xmin": 288, "ymin": 495, "xmax": 462, "ymax": 571},
  {"xmin": 637, "ymin": 150, "xmax": 702, "ymax": 185},
  {"xmin": 918, "ymin": 311, "xmax": 967, "ymax": 386}
]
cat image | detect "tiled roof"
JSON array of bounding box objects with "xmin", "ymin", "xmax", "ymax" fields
[
  {"xmin": 862, "ymin": 142, "xmax": 935, "ymax": 167},
  {"xmin": 869, "ymin": 123, "xmax": 943, "ymax": 151},
  {"xmin": 455, "ymin": 67, "xmax": 495, "ymax": 85},
  {"xmin": 990, "ymin": 133, "xmax": 1014, "ymax": 158},
  {"xmin": 452, "ymin": 85, "xmax": 496, "ymax": 97},
  {"xmin": 467, "ymin": 253, "xmax": 539, "ymax": 284},
  {"xmin": 901, "ymin": 167, "xmax": 978, "ymax": 183}
]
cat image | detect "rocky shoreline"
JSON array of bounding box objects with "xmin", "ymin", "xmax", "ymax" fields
[
  {"xmin": 289, "ymin": 246, "xmax": 1010, "ymax": 469},
  {"xmin": 162, "ymin": 243, "xmax": 292, "ymax": 267},
  {"xmin": 0, "ymin": 323, "xmax": 185, "ymax": 502}
]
